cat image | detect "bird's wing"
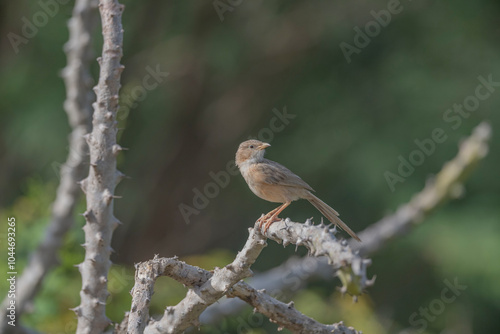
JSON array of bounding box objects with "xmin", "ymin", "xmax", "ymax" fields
[{"xmin": 252, "ymin": 159, "xmax": 315, "ymax": 192}]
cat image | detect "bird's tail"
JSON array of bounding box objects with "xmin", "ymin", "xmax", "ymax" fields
[{"xmin": 307, "ymin": 193, "xmax": 361, "ymax": 242}]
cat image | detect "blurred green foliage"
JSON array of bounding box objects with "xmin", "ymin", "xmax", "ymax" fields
[{"xmin": 1, "ymin": 0, "xmax": 499, "ymax": 333}]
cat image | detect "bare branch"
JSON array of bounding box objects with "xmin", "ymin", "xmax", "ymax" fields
[
  {"xmin": 229, "ymin": 283, "xmax": 360, "ymax": 334},
  {"xmin": 131, "ymin": 255, "xmax": 360, "ymax": 334},
  {"xmin": 200, "ymin": 256, "xmax": 331, "ymax": 325},
  {"xmin": 127, "ymin": 255, "xmax": 212, "ymax": 334},
  {"xmin": 263, "ymin": 218, "xmax": 374, "ymax": 297},
  {"xmin": 130, "ymin": 221, "xmax": 364, "ymax": 333},
  {"xmin": 143, "ymin": 227, "xmax": 267, "ymax": 334},
  {"xmin": 0, "ymin": 0, "xmax": 98, "ymax": 331},
  {"xmin": 352, "ymin": 122, "xmax": 492, "ymax": 255},
  {"xmin": 75, "ymin": 0, "xmax": 125, "ymax": 333}
]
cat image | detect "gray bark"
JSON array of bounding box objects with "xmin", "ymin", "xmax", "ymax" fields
[
  {"xmin": 0, "ymin": 0, "xmax": 98, "ymax": 332},
  {"xmin": 75, "ymin": 0, "xmax": 125, "ymax": 333}
]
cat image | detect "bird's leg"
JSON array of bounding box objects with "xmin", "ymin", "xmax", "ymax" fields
[
  {"xmin": 257, "ymin": 205, "xmax": 282, "ymax": 229},
  {"xmin": 263, "ymin": 201, "xmax": 291, "ymax": 233}
]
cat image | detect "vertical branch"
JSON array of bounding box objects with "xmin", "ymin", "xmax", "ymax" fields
[
  {"xmin": 0, "ymin": 0, "xmax": 98, "ymax": 331},
  {"xmin": 75, "ymin": 0, "xmax": 125, "ymax": 333}
]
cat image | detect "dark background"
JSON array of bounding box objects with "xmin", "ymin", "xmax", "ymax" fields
[{"xmin": 1, "ymin": 0, "xmax": 499, "ymax": 333}]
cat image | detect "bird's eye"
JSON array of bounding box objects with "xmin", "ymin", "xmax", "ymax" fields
[{"xmin": 249, "ymin": 145, "xmax": 254, "ymax": 149}]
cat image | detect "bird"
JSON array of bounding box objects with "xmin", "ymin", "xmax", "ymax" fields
[{"xmin": 235, "ymin": 139, "xmax": 361, "ymax": 241}]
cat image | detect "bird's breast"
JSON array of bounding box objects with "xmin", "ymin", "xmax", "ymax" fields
[{"xmin": 240, "ymin": 163, "xmax": 299, "ymax": 203}]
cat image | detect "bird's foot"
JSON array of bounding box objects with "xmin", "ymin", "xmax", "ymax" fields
[
  {"xmin": 257, "ymin": 213, "xmax": 272, "ymax": 230},
  {"xmin": 262, "ymin": 216, "xmax": 282, "ymax": 234}
]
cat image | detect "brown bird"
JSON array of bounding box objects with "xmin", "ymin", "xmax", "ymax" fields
[{"xmin": 235, "ymin": 139, "xmax": 361, "ymax": 241}]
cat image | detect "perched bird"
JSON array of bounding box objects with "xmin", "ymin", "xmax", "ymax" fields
[{"xmin": 235, "ymin": 139, "xmax": 361, "ymax": 241}]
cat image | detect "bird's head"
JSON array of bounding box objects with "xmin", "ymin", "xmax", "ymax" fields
[{"xmin": 235, "ymin": 139, "xmax": 271, "ymax": 167}]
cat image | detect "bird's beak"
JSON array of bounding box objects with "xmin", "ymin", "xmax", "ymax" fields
[{"xmin": 257, "ymin": 143, "xmax": 271, "ymax": 150}]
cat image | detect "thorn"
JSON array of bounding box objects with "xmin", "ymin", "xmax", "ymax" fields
[
  {"xmin": 77, "ymin": 178, "xmax": 88, "ymax": 194},
  {"xmin": 82, "ymin": 210, "xmax": 94, "ymax": 221},
  {"xmin": 115, "ymin": 170, "xmax": 128, "ymax": 183},
  {"xmin": 112, "ymin": 218, "xmax": 123, "ymax": 229},
  {"xmin": 112, "ymin": 144, "xmax": 127, "ymax": 156},
  {"xmin": 83, "ymin": 133, "xmax": 92, "ymax": 145},
  {"xmin": 287, "ymin": 301, "xmax": 294, "ymax": 309},
  {"xmin": 103, "ymin": 189, "xmax": 113, "ymax": 205},
  {"xmin": 93, "ymin": 298, "xmax": 106, "ymax": 306},
  {"xmin": 367, "ymin": 275, "xmax": 377, "ymax": 286},
  {"xmin": 70, "ymin": 306, "xmax": 82, "ymax": 316}
]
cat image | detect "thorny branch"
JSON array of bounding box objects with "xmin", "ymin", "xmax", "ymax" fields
[
  {"xmin": 0, "ymin": 0, "xmax": 98, "ymax": 332},
  {"xmin": 74, "ymin": 0, "xmax": 125, "ymax": 333},
  {"xmin": 127, "ymin": 222, "xmax": 365, "ymax": 334},
  {"xmin": 353, "ymin": 122, "xmax": 492, "ymax": 255},
  {"xmin": 142, "ymin": 227, "xmax": 267, "ymax": 334}
]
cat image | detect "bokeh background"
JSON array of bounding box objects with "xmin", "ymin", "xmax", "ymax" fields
[{"xmin": 1, "ymin": 0, "xmax": 499, "ymax": 333}]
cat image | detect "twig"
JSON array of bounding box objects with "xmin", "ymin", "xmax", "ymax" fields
[
  {"xmin": 74, "ymin": 0, "xmax": 125, "ymax": 333},
  {"xmin": 0, "ymin": 0, "xmax": 98, "ymax": 331},
  {"xmin": 131, "ymin": 255, "xmax": 360, "ymax": 334},
  {"xmin": 352, "ymin": 122, "xmax": 492, "ymax": 255},
  {"xmin": 229, "ymin": 283, "xmax": 360, "ymax": 334},
  {"xmin": 143, "ymin": 227, "xmax": 267, "ymax": 334},
  {"xmin": 263, "ymin": 218, "xmax": 374, "ymax": 297},
  {"xmin": 130, "ymin": 221, "xmax": 365, "ymax": 333},
  {"xmin": 127, "ymin": 255, "xmax": 212, "ymax": 334},
  {"xmin": 200, "ymin": 255, "xmax": 332, "ymax": 325}
]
